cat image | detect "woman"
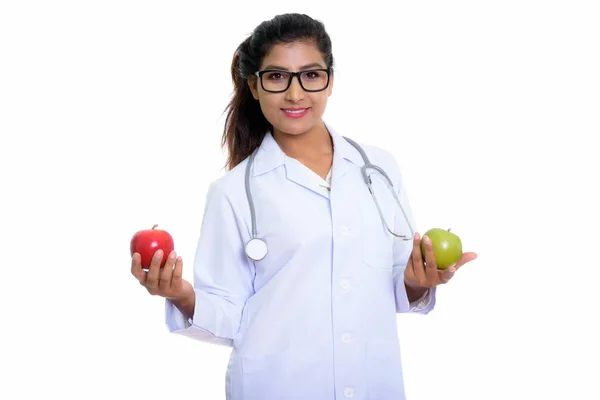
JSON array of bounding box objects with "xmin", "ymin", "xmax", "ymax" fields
[{"xmin": 131, "ymin": 12, "xmax": 477, "ymax": 400}]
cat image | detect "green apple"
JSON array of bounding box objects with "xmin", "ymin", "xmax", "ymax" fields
[{"xmin": 420, "ymin": 228, "xmax": 463, "ymax": 270}]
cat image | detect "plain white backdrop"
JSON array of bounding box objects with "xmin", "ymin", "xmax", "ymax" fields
[{"xmin": 1, "ymin": 1, "xmax": 599, "ymax": 399}]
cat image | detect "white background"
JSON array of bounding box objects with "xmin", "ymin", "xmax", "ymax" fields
[{"xmin": 1, "ymin": 1, "xmax": 599, "ymax": 399}]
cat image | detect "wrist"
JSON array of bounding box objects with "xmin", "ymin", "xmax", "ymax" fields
[
  {"xmin": 168, "ymin": 281, "xmax": 194, "ymax": 304},
  {"xmin": 168, "ymin": 282, "xmax": 195, "ymax": 321},
  {"xmin": 404, "ymin": 279, "xmax": 428, "ymax": 301}
]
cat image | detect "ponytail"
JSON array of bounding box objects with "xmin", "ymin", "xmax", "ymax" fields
[{"xmin": 221, "ymin": 36, "xmax": 271, "ymax": 171}]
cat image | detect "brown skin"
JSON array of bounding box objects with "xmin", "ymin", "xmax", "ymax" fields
[
  {"xmin": 248, "ymin": 41, "xmax": 334, "ymax": 180},
  {"xmin": 130, "ymin": 41, "xmax": 479, "ymax": 316},
  {"xmin": 131, "ymin": 250, "xmax": 195, "ymax": 319},
  {"xmin": 405, "ymin": 233, "xmax": 478, "ymax": 301}
]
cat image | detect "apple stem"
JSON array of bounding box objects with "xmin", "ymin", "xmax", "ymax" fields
[
  {"xmin": 448, "ymin": 228, "xmax": 451, "ymax": 232},
  {"xmin": 152, "ymin": 224, "xmax": 158, "ymax": 230}
]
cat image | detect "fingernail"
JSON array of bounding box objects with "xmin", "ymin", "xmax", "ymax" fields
[
  {"xmin": 423, "ymin": 235, "xmax": 430, "ymax": 244},
  {"xmin": 448, "ymin": 267, "xmax": 456, "ymax": 273},
  {"xmin": 169, "ymin": 250, "xmax": 177, "ymax": 259},
  {"xmin": 415, "ymin": 232, "xmax": 420, "ymax": 240},
  {"xmin": 155, "ymin": 249, "xmax": 163, "ymax": 259}
]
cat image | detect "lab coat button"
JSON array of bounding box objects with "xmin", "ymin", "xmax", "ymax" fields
[
  {"xmin": 340, "ymin": 226, "xmax": 350, "ymax": 235},
  {"xmin": 340, "ymin": 279, "xmax": 350, "ymax": 291},
  {"xmin": 344, "ymin": 387, "xmax": 355, "ymax": 398},
  {"xmin": 342, "ymin": 333, "xmax": 352, "ymax": 343}
]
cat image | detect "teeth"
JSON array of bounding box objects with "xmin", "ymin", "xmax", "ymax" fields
[{"xmin": 284, "ymin": 109, "xmax": 306, "ymax": 114}]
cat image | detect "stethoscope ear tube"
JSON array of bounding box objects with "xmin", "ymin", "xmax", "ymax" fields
[
  {"xmin": 243, "ymin": 136, "xmax": 415, "ymax": 261},
  {"xmin": 244, "ymin": 148, "xmax": 268, "ymax": 260},
  {"xmin": 245, "ymin": 149, "xmax": 259, "ymax": 239}
]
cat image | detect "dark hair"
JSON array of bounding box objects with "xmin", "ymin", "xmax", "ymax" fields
[{"xmin": 221, "ymin": 13, "xmax": 335, "ymax": 170}]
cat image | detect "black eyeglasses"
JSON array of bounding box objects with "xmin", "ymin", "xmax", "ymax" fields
[{"xmin": 254, "ymin": 68, "xmax": 332, "ymax": 93}]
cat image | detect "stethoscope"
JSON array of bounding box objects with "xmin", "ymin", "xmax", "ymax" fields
[{"xmin": 244, "ymin": 136, "xmax": 415, "ymax": 261}]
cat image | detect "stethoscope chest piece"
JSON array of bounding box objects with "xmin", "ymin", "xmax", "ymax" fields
[{"xmin": 245, "ymin": 238, "xmax": 268, "ymax": 261}]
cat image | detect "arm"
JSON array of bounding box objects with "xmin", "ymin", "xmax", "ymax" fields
[
  {"xmin": 388, "ymin": 157, "xmax": 437, "ymax": 314},
  {"xmin": 394, "ymin": 262, "xmax": 437, "ymax": 314},
  {"xmin": 165, "ymin": 181, "xmax": 255, "ymax": 346},
  {"xmin": 169, "ymin": 281, "xmax": 195, "ymax": 321}
]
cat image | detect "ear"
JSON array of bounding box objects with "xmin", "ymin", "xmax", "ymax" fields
[{"xmin": 248, "ymin": 76, "xmax": 259, "ymax": 100}]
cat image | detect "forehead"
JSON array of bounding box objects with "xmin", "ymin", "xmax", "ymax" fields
[{"xmin": 261, "ymin": 40, "xmax": 325, "ymax": 70}]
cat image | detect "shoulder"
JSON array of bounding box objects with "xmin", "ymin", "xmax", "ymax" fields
[
  {"xmin": 361, "ymin": 142, "xmax": 399, "ymax": 167},
  {"xmin": 204, "ymin": 156, "xmax": 250, "ymax": 205},
  {"xmin": 348, "ymin": 139, "xmax": 405, "ymax": 186},
  {"xmin": 329, "ymin": 122, "xmax": 404, "ymax": 184}
]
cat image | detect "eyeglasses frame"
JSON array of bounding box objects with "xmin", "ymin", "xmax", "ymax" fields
[{"xmin": 253, "ymin": 68, "xmax": 332, "ymax": 93}]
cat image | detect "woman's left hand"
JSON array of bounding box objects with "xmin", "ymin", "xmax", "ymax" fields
[{"xmin": 404, "ymin": 232, "xmax": 478, "ymax": 289}]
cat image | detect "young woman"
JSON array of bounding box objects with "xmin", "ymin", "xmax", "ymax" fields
[{"xmin": 131, "ymin": 12, "xmax": 477, "ymax": 400}]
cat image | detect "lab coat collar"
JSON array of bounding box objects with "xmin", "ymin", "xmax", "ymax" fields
[
  {"xmin": 251, "ymin": 131, "xmax": 286, "ymax": 177},
  {"xmin": 251, "ymin": 122, "xmax": 363, "ymax": 177}
]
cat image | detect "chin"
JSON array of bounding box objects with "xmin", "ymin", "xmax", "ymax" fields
[
  {"xmin": 272, "ymin": 117, "xmax": 322, "ymax": 137},
  {"xmin": 278, "ymin": 125, "xmax": 311, "ymax": 136}
]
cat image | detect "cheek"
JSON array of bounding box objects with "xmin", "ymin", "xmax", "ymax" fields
[
  {"xmin": 258, "ymin": 96, "xmax": 282, "ymax": 119},
  {"xmin": 308, "ymin": 94, "xmax": 329, "ymax": 115}
]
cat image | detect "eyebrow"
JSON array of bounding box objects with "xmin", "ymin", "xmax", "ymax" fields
[{"xmin": 262, "ymin": 62, "xmax": 326, "ymax": 71}]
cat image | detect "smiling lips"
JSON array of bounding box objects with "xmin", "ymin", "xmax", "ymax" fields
[{"xmin": 282, "ymin": 107, "xmax": 310, "ymax": 118}]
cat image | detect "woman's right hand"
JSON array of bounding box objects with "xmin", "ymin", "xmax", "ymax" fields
[{"xmin": 131, "ymin": 249, "xmax": 192, "ymax": 301}]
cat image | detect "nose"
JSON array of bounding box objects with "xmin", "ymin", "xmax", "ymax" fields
[{"xmin": 284, "ymin": 75, "xmax": 304, "ymax": 103}]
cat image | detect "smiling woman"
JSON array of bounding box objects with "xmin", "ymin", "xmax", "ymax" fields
[
  {"xmin": 244, "ymin": 41, "xmax": 335, "ymax": 179},
  {"xmin": 130, "ymin": 12, "xmax": 477, "ymax": 400},
  {"xmin": 222, "ymin": 14, "xmax": 337, "ymax": 174},
  {"xmin": 248, "ymin": 43, "xmax": 333, "ymax": 135}
]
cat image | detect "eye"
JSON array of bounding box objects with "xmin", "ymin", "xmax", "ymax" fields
[
  {"xmin": 265, "ymin": 72, "xmax": 286, "ymax": 80},
  {"xmin": 304, "ymin": 70, "xmax": 325, "ymax": 80}
]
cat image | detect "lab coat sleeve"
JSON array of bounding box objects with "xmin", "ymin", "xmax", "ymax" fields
[
  {"xmin": 388, "ymin": 156, "xmax": 437, "ymax": 314},
  {"xmin": 165, "ymin": 181, "xmax": 255, "ymax": 347}
]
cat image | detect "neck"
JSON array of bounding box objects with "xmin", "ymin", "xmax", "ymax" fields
[{"xmin": 272, "ymin": 122, "xmax": 333, "ymax": 160}]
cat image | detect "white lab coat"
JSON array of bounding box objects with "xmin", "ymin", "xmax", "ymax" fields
[{"xmin": 166, "ymin": 123, "xmax": 436, "ymax": 400}]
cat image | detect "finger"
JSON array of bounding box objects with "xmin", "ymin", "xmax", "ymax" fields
[
  {"xmin": 422, "ymin": 235, "xmax": 440, "ymax": 285},
  {"xmin": 454, "ymin": 252, "xmax": 478, "ymax": 272},
  {"xmin": 170, "ymin": 256, "xmax": 184, "ymax": 294},
  {"xmin": 145, "ymin": 249, "xmax": 164, "ymax": 291},
  {"xmin": 158, "ymin": 250, "xmax": 177, "ymax": 290},
  {"xmin": 439, "ymin": 267, "xmax": 456, "ymax": 284},
  {"xmin": 403, "ymin": 233, "xmax": 418, "ymax": 283},
  {"xmin": 131, "ymin": 253, "xmax": 147, "ymax": 284},
  {"xmin": 439, "ymin": 252, "xmax": 478, "ymax": 283},
  {"xmin": 411, "ymin": 232, "xmax": 426, "ymax": 285},
  {"xmin": 172, "ymin": 256, "xmax": 183, "ymax": 284}
]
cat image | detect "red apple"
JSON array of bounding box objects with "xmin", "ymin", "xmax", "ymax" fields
[{"xmin": 130, "ymin": 224, "xmax": 175, "ymax": 269}]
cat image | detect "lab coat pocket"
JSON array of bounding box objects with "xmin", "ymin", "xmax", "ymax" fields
[
  {"xmin": 359, "ymin": 189, "xmax": 394, "ymax": 270},
  {"xmin": 240, "ymin": 347, "xmax": 331, "ymax": 400},
  {"xmin": 366, "ymin": 340, "xmax": 406, "ymax": 398}
]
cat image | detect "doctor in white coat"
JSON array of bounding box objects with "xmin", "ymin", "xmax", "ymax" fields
[{"xmin": 131, "ymin": 12, "xmax": 478, "ymax": 400}]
